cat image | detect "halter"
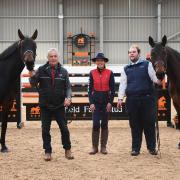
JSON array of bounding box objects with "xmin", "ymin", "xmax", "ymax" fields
[
  {"xmin": 153, "ymin": 47, "xmax": 168, "ymax": 74},
  {"xmin": 24, "ymin": 50, "xmax": 33, "ymax": 55},
  {"xmin": 18, "ymin": 40, "xmax": 36, "ymax": 61}
]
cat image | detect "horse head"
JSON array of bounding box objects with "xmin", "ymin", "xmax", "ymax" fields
[
  {"xmin": 148, "ymin": 35, "xmax": 167, "ymax": 80},
  {"xmin": 18, "ymin": 29, "xmax": 38, "ymax": 71}
]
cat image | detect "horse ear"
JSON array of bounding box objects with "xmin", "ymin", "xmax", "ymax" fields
[
  {"xmin": 149, "ymin": 36, "xmax": 155, "ymax": 47},
  {"xmin": 18, "ymin": 29, "xmax": 25, "ymax": 40},
  {"xmin": 161, "ymin": 35, "xmax": 167, "ymax": 47},
  {"xmin": 31, "ymin": 29, "xmax": 38, "ymax": 40}
]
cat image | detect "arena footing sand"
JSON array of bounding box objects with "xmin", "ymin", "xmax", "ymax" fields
[{"xmin": 0, "ymin": 121, "xmax": 179, "ymax": 180}]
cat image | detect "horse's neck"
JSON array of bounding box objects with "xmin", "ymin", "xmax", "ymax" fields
[
  {"xmin": 3, "ymin": 49, "xmax": 24, "ymax": 74},
  {"xmin": 166, "ymin": 47, "xmax": 180, "ymax": 84},
  {"xmin": 0, "ymin": 49, "xmax": 24, "ymax": 90},
  {"xmin": 0, "ymin": 48, "xmax": 25, "ymax": 102}
]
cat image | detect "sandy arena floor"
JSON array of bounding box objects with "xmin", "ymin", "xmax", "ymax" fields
[{"xmin": 0, "ymin": 119, "xmax": 179, "ymax": 180}]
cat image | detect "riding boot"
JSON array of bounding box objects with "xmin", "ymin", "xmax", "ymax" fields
[
  {"xmin": 89, "ymin": 129, "xmax": 100, "ymax": 155},
  {"xmin": 100, "ymin": 129, "xmax": 108, "ymax": 154}
]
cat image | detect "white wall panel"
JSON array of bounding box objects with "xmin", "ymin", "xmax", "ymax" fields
[
  {"xmin": 63, "ymin": 0, "xmax": 98, "ymax": 16},
  {"xmin": 0, "ymin": 0, "xmax": 180, "ymax": 64},
  {"xmin": 162, "ymin": 0, "xmax": 180, "ymax": 16}
]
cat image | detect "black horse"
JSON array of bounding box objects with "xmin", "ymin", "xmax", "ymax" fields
[
  {"xmin": 0, "ymin": 29, "xmax": 38, "ymax": 152},
  {"xmin": 149, "ymin": 35, "xmax": 180, "ymax": 129}
]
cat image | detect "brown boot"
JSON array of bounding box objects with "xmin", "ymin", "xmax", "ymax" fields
[
  {"xmin": 100, "ymin": 129, "xmax": 108, "ymax": 154},
  {"xmin": 89, "ymin": 129, "xmax": 100, "ymax": 155},
  {"xmin": 65, "ymin": 149, "xmax": 74, "ymax": 160},
  {"xmin": 89, "ymin": 147, "xmax": 98, "ymax": 155},
  {"xmin": 44, "ymin": 153, "xmax": 52, "ymax": 161}
]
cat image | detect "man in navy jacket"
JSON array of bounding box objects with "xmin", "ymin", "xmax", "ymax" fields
[{"xmin": 117, "ymin": 45, "xmax": 162, "ymax": 156}]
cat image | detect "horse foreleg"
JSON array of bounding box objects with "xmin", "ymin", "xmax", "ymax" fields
[
  {"xmin": 176, "ymin": 112, "xmax": 180, "ymax": 130},
  {"xmin": 1, "ymin": 114, "xmax": 8, "ymax": 153},
  {"xmin": 174, "ymin": 110, "xmax": 180, "ymax": 129},
  {"xmin": 172, "ymin": 99, "xmax": 180, "ymax": 129}
]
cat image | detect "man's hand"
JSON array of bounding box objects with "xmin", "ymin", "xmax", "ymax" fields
[
  {"xmin": 117, "ymin": 99, "xmax": 123, "ymax": 109},
  {"xmin": 29, "ymin": 70, "xmax": 36, "ymax": 77},
  {"xmin": 156, "ymin": 79, "xmax": 162, "ymax": 86},
  {"xmin": 106, "ymin": 103, "xmax": 112, "ymax": 112},
  {"xmin": 90, "ymin": 104, "xmax": 95, "ymax": 112},
  {"xmin": 64, "ymin": 98, "xmax": 71, "ymax": 107}
]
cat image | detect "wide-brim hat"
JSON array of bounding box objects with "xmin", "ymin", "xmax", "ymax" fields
[{"xmin": 92, "ymin": 52, "xmax": 109, "ymax": 62}]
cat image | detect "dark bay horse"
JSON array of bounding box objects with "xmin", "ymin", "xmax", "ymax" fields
[
  {"xmin": 149, "ymin": 35, "xmax": 180, "ymax": 129},
  {"xmin": 0, "ymin": 29, "xmax": 38, "ymax": 152}
]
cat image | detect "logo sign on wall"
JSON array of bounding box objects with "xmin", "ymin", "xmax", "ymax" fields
[
  {"xmin": 0, "ymin": 99, "xmax": 20, "ymax": 122},
  {"xmin": 24, "ymin": 89, "xmax": 170, "ymax": 122},
  {"xmin": 23, "ymin": 103, "xmax": 128, "ymax": 121},
  {"xmin": 157, "ymin": 89, "xmax": 171, "ymax": 121},
  {"xmin": 74, "ymin": 34, "xmax": 88, "ymax": 49},
  {"xmin": 0, "ymin": 78, "xmax": 21, "ymax": 123}
]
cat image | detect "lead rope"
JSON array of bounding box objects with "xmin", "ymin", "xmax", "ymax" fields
[{"xmin": 155, "ymin": 86, "xmax": 161, "ymax": 158}]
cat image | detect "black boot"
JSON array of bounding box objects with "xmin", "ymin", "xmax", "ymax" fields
[
  {"xmin": 89, "ymin": 129, "xmax": 100, "ymax": 155},
  {"xmin": 100, "ymin": 129, "xmax": 108, "ymax": 154}
]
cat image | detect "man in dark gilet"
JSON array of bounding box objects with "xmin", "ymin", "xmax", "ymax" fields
[{"xmin": 29, "ymin": 48, "xmax": 74, "ymax": 161}]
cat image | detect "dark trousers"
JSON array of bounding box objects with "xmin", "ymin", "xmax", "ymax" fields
[
  {"xmin": 41, "ymin": 107, "xmax": 71, "ymax": 153},
  {"xmin": 126, "ymin": 95, "xmax": 156, "ymax": 152},
  {"xmin": 92, "ymin": 105, "xmax": 109, "ymax": 131}
]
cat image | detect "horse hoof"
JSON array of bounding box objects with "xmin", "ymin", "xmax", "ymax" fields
[
  {"xmin": 1, "ymin": 146, "xmax": 9, "ymax": 153},
  {"xmin": 178, "ymin": 143, "xmax": 180, "ymax": 149},
  {"xmin": 167, "ymin": 122, "xmax": 174, "ymax": 128},
  {"xmin": 17, "ymin": 122, "xmax": 23, "ymax": 129}
]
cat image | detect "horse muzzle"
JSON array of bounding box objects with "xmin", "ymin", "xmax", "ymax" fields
[
  {"xmin": 156, "ymin": 72, "xmax": 165, "ymax": 80},
  {"xmin": 23, "ymin": 51, "xmax": 36, "ymax": 71},
  {"xmin": 25, "ymin": 60, "xmax": 35, "ymax": 71}
]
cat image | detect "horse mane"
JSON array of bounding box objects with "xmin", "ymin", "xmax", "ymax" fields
[{"xmin": 0, "ymin": 41, "xmax": 19, "ymax": 61}]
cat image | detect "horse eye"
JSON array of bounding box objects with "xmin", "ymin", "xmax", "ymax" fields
[
  {"xmin": 151, "ymin": 52, "xmax": 156, "ymax": 58},
  {"xmin": 151, "ymin": 53, "xmax": 154, "ymax": 58}
]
